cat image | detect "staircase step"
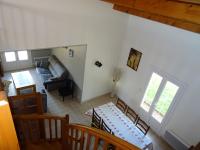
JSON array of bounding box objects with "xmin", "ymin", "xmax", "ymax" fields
[{"xmin": 26, "ymin": 141, "xmax": 62, "ymax": 150}]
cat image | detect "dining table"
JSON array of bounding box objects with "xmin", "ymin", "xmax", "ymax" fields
[{"xmin": 86, "ymin": 102, "xmax": 153, "ymax": 150}]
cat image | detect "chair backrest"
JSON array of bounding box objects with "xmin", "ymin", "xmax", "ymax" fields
[
  {"xmin": 8, "ymin": 92, "xmax": 44, "ymax": 115},
  {"xmin": 91, "ymin": 108, "xmax": 101, "ymax": 129},
  {"xmin": 136, "ymin": 117, "xmax": 150, "ymax": 135},
  {"xmin": 101, "ymin": 119, "xmax": 112, "ymax": 134},
  {"xmin": 126, "ymin": 107, "xmax": 138, "ymax": 124},
  {"xmin": 65, "ymin": 79, "xmax": 74, "ymax": 89},
  {"xmin": 116, "ymin": 98, "xmax": 127, "ymax": 113}
]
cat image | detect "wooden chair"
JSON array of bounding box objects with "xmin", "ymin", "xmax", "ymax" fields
[
  {"xmin": 8, "ymin": 92, "xmax": 44, "ymax": 115},
  {"xmin": 189, "ymin": 142, "xmax": 200, "ymax": 150},
  {"xmin": 91, "ymin": 108, "xmax": 101, "ymax": 129},
  {"xmin": 116, "ymin": 98, "xmax": 127, "ymax": 113},
  {"xmin": 126, "ymin": 106, "xmax": 138, "ymax": 124},
  {"xmin": 58, "ymin": 79, "xmax": 74, "ymax": 101},
  {"xmin": 8, "ymin": 93, "xmax": 44, "ymax": 148},
  {"xmin": 136, "ymin": 117, "xmax": 150, "ymax": 135},
  {"xmin": 101, "ymin": 119, "xmax": 112, "ymax": 134}
]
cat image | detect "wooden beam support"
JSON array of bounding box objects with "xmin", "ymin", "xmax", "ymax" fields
[
  {"xmin": 134, "ymin": 0, "xmax": 200, "ymax": 24},
  {"xmin": 101, "ymin": 0, "xmax": 135, "ymax": 7},
  {"xmin": 172, "ymin": 0, "xmax": 200, "ymax": 5},
  {"xmin": 101, "ymin": 0, "xmax": 200, "ymax": 33},
  {"xmin": 114, "ymin": 4, "xmax": 200, "ymax": 33}
]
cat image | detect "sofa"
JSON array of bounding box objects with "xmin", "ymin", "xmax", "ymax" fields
[{"xmin": 35, "ymin": 55, "xmax": 69, "ymax": 91}]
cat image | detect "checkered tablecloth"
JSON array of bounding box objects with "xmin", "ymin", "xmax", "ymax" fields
[{"xmin": 86, "ymin": 102, "xmax": 153, "ymax": 150}]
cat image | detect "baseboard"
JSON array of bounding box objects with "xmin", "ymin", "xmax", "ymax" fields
[
  {"xmin": 80, "ymin": 93, "xmax": 112, "ymax": 104},
  {"xmin": 4, "ymin": 67, "xmax": 35, "ymax": 73},
  {"xmin": 164, "ymin": 130, "xmax": 190, "ymax": 150}
]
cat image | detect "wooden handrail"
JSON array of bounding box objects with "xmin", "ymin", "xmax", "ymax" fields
[
  {"xmin": 15, "ymin": 114, "xmax": 140, "ymax": 150},
  {"xmin": 171, "ymin": 0, "xmax": 200, "ymax": 5},
  {"xmin": 65, "ymin": 124, "xmax": 140, "ymax": 150},
  {"xmin": 14, "ymin": 114, "xmax": 68, "ymax": 121}
]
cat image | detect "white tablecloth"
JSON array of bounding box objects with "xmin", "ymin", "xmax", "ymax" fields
[{"xmin": 89, "ymin": 102, "xmax": 153, "ymax": 150}]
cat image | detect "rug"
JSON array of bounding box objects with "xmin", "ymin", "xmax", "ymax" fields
[{"xmin": 84, "ymin": 108, "xmax": 93, "ymax": 116}]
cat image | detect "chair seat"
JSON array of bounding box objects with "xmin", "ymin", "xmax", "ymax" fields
[
  {"xmin": 58, "ymin": 88, "xmax": 72, "ymax": 95},
  {"xmin": 58, "ymin": 87, "xmax": 73, "ymax": 101},
  {"xmin": 58, "ymin": 87, "xmax": 73, "ymax": 96}
]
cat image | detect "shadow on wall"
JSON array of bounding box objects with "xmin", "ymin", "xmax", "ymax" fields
[
  {"xmin": 0, "ymin": 2, "xmax": 87, "ymax": 49},
  {"xmin": 51, "ymin": 45, "xmax": 87, "ymax": 101},
  {"xmin": 29, "ymin": 45, "xmax": 87, "ymax": 101}
]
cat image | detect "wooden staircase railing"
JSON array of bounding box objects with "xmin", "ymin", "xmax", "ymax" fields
[
  {"xmin": 64, "ymin": 124, "xmax": 140, "ymax": 150},
  {"xmin": 14, "ymin": 114, "xmax": 69, "ymax": 150},
  {"xmin": 14, "ymin": 114, "xmax": 140, "ymax": 150}
]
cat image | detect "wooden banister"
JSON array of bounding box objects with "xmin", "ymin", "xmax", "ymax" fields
[
  {"xmin": 15, "ymin": 114, "xmax": 140, "ymax": 150},
  {"xmin": 14, "ymin": 114, "xmax": 69, "ymax": 150},
  {"xmin": 65, "ymin": 124, "xmax": 140, "ymax": 150}
]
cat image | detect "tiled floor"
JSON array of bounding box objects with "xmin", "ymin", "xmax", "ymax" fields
[{"xmin": 3, "ymin": 68, "xmax": 173, "ymax": 150}]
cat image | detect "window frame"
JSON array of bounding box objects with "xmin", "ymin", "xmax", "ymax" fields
[
  {"xmin": 4, "ymin": 51, "xmax": 17, "ymax": 62},
  {"xmin": 17, "ymin": 50, "xmax": 28, "ymax": 61},
  {"xmin": 4, "ymin": 50, "xmax": 29, "ymax": 62},
  {"xmin": 140, "ymin": 72, "xmax": 163, "ymax": 112},
  {"xmin": 140, "ymin": 68, "xmax": 185, "ymax": 124}
]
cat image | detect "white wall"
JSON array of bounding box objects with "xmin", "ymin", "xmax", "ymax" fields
[
  {"xmin": 117, "ymin": 15, "xmax": 200, "ymax": 146},
  {"xmin": 52, "ymin": 45, "xmax": 87, "ymax": 100},
  {"xmin": 81, "ymin": 12, "xmax": 128, "ymax": 101},
  {"xmin": 1, "ymin": 0, "xmax": 200, "ymax": 146},
  {"xmin": 0, "ymin": 0, "xmax": 128, "ymax": 101}
]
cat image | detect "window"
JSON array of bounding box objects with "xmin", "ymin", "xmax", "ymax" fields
[
  {"xmin": 4, "ymin": 50, "xmax": 29, "ymax": 62},
  {"xmin": 140, "ymin": 73, "xmax": 163, "ymax": 112},
  {"xmin": 5, "ymin": 52, "xmax": 16, "ymax": 62},
  {"xmin": 141, "ymin": 72, "xmax": 179, "ymax": 123},
  {"xmin": 152, "ymin": 81, "xmax": 179, "ymax": 123},
  {"xmin": 17, "ymin": 50, "xmax": 28, "ymax": 60}
]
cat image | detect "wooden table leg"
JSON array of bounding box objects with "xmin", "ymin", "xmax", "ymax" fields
[
  {"xmin": 33, "ymin": 85, "xmax": 36, "ymax": 93},
  {"xmin": 16, "ymin": 89, "xmax": 20, "ymax": 95}
]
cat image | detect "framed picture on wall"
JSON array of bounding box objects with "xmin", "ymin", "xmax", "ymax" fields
[
  {"xmin": 127, "ymin": 48, "xmax": 142, "ymax": 71},
  {"xmin": 69, "ymin": 49, "xmax": 74, "ymax": 57}
]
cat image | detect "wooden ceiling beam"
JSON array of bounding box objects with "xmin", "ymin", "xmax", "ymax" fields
[
  {"xmin": 101, "ymin": 0, "xmax": 200, "ymax": 33},
  {"xmin": 134, "ymin": 0, "xmax": 200, "ymax": 25},
  {"xmin": 113, "ymin": 4, "xmax": 200, "ymax": 33},
  {"xmin": 101, "ymin": 0, "xmax": 135, "ymax": 7},
  {"xmin": 171, "ymin": 0, "xmax": 200, "ymax": 5},
  {"xmin": 102, "ymin": 0, "xmax": 200, "ymax": 24}
]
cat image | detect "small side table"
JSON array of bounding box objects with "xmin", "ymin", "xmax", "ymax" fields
[{"xmin": 58, "ymin": 79, "xmax": 74, "ymax": 101}]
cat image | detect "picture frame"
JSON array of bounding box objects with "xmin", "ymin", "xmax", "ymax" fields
[
  {"xmin": 69, "ymin": 49, "xmax": 74, "ymax": 57},
  {"xmin": 127, "ymin": 48, "xmax": 142, "ymax": 71}
]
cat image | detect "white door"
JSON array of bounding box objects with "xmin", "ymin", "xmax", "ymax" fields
[{"xmin": 139, "ymin": 71, "xmax": 183, "ymax": 135}]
